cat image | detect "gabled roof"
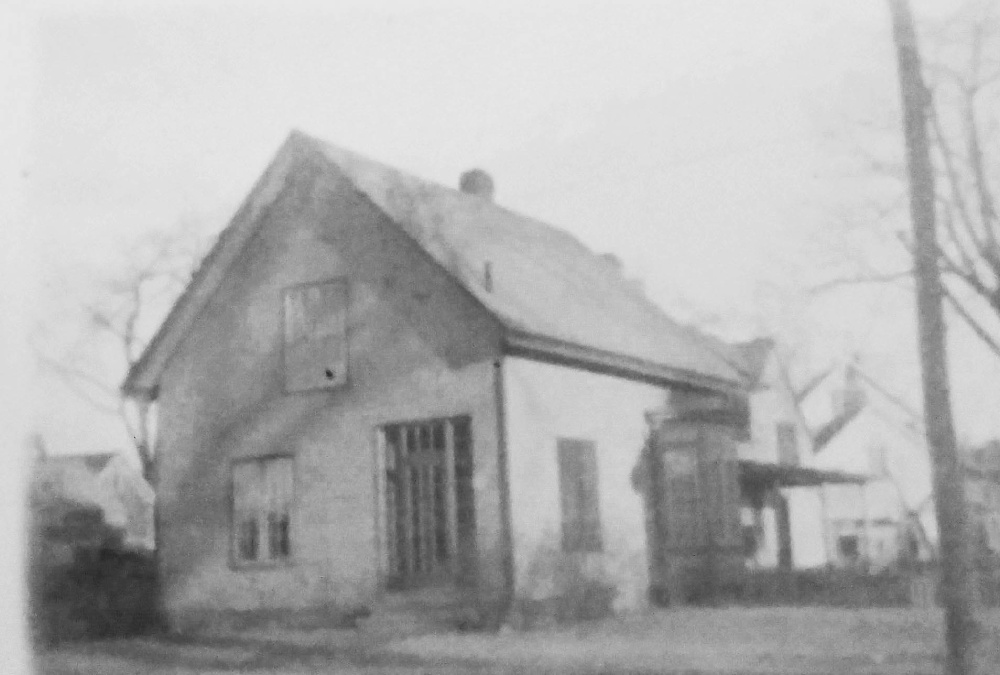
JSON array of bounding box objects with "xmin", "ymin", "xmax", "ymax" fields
[
  {"xmin": 124, "ymin": 131, "xmax": 743, "ymax": 396},
  {"xmin": 676, "ymin": 328, "xmax": 773, "ymax": 388},
  {"xmin": 794, "ymin": 366, "xmax": 833, "ymax": 404},
  {"xmin": 728, "ymin": 338, "xmax": 774, "ymax": 388},
  {"xmin": 809, "ymin": 365, "xmax": 925, "ymax": 454},
  {"xmin": 812, "ymin": 406, "xmax": 864, "ymax": 452}
]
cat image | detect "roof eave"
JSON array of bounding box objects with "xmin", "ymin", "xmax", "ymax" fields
[
  {"xmin": 120, "ymin": 131, "xmax": 315, "ymax": 399},
  {"xmin": 503, "ymin": 329, "xmax": 744, "ymax": 396}
]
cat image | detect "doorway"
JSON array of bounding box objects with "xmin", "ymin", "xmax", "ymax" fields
[{"xmin": 381, "ymin": 416, "xmax": 476, "ymax": 589}]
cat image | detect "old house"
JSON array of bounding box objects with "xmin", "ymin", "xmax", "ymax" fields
[
  {"xmin": 123, "ymin": 131, "xmax": 747, "ymax": 628},
  {"xmin": 718, "ymin": 339, "xmax": 866, "ymax": 571}
]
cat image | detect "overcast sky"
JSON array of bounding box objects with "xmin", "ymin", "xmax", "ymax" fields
[{"xmin": 14, "ymin": 0, "xmax": 1000, "ymax": 457}]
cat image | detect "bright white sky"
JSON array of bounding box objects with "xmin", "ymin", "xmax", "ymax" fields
[{"xmin": 14, "ymin": 0, "xmax": 1000, "ymax": 458}]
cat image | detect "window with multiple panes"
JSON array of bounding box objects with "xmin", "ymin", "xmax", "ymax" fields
[
  {"xmin": 382, "ymin": 416, "xmax": 476, "ymax": 587},
  {"xmin": 232, "ymin": 457, "xmax": 294, "ymax": 565},
  {"xmin": 557, "ymin": 438, "xmax": 602, "ymax": 553},
  {"xmin": 775, "ymin": 422, "xmax": 798, "ymax": 465},
  {"xmin": 283, "ymin": 279, "xmax": 348, "ymax": 392}
]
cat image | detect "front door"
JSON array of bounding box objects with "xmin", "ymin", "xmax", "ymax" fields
[{"xmin": 382, "ymin": 416, "xmax": 475, "ymax": 589}]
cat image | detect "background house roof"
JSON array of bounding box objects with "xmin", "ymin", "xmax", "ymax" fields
[
  {"xmin": 727, "ymin": 338, "xmax": 775, "ymax": 388},
  {"xmin": 126, "ymin": 131, "xmax": 743, "ymax": 395},
  {"xmin": 813, "ymin": 406, "xmax": 864, "ymax": 452}
]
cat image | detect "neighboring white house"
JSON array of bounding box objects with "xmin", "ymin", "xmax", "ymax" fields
[
  {"xmin": 731, "ymin": 340, "xmax": 840, "ymax": 570},
  {"xmin": 801, "ymin": 361, "xmax": 937, "ymax": 570},
  {"xmin": 670, "ymin": 338, "xmax": 867, "ymax": 571},
  {"xmin": 32, "ymin": 450, "xmax": 155, "ymax": 551}
]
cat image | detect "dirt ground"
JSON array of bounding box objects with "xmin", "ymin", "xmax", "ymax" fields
[{"xmin": 34, "ymin": 607, "xmax": 1000, "ymax": 675}]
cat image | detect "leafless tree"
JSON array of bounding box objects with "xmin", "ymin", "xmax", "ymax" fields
[
  {"xmin": 35, "ymin": 219, "xmax": 209, "ymax": 483},
  {"xmin": 815, "ymin": 1, "xmax": 1000, "ymax": 362}
]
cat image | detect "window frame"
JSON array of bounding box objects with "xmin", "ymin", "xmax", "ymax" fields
[
  {"xmin": 229, "ymin": 454, "xmax": 296, "ymax": 570},
  {"xmin": 556, "ymin": 437, "xmax": 603, "ymax": 554},
  {"xmin": 282, "ymin": 278, "xmax": 349, "ymax": 394},
  {"xmin": 775, "ymin": 422, "xmax": 798, "ymax": 465}
]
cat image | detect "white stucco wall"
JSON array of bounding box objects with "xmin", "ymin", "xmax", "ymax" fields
[
  {"xmin": 742, "ymin": 354, "xmax": 830, "ymax": 569},
  {"xmin": 813, "ymin": 405, "xmax": 937, "ymax": 565},
  {"xmin": 785, "ymin": 488, "xmax": 828, "ymax": 567},
  {"xmin": 502, "ymin": 357, "xmax": 667, "ymax": 613},
  {"xmin": 813, "ymin": 407, "xmax": 932, "ymax": 520},
  {"xmin": 743, "ymin": 354, "xmax": 812, "ymax": 464}
]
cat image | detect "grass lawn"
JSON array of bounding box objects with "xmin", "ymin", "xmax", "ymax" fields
[{"xmin": 35, "ymin": 607, "xmax": 1000, "ymax": 675}]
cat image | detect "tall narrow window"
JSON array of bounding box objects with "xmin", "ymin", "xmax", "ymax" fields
[
  {"xmin": 557, "ymin": 438, "xmax": 602, "ymax": 552},
  {"xmin": 232, "ymin": 457, "xmax": 294, "ymax": 565},
  {"xmin": 284, "ymin": 279, "xmax": 348, "ymax": 392},
  {"xmin": 662, "ymin": 448, "xmax": 702, "ymax": 549},
  {"xmin": 776, "ymin": 423, "xmax": 798, "ymax": 465}
]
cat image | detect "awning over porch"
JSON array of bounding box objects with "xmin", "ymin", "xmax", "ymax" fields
[{"xmin": 739, "ymin": 460, "xmax": 869, "ymax": 488}]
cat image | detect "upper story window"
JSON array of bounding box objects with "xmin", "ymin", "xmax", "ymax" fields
[
  {"xmin": 776, "ymin": 422, "xmax": 798, "ymax": 465},
  {"xmin": 283, "ymin": 279, "xmax": 348, "ymax": 392}
]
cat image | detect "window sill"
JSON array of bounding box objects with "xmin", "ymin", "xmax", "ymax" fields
[{"xmin": 228, "ymin": 557, "xmax": 295, "ymax": 572}]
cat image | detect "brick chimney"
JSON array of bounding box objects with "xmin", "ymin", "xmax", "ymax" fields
[
  {"xmin": 598, "ymin": 253, "xmax": 624, "ymax": 274},
  {"xmin": 459, "ymin": 169, "xmax": 494, "ymax": 201}
]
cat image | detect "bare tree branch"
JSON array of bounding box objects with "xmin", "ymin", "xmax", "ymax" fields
[
  {"xmin": 941, "ymin": 281, "xmax": 1000, "ymax": 360},
  {"xmin": 35, "ymin": 351, "xmax": 120, "ymax": 415},
  {"xmin": 929, "ymin": 98, "xmax": 989, "ymax": 254},
  {"xmin": 898, "ymin": 228, "xmax": 1000, "ymax": 317},
  {"xmin": 40, "ymin": 219, "xmax": 209, "ymax": 483},
  {"xmin": 963, "ymin": 87, "xmax": 1000, "ymax": 254},
  {"xmin": 809, "ymin": 269, "xmax": 913, "ymax": 295},
  {"xmin": 937, "ymin": 200, "xmax": 980, "ymax": 276}
]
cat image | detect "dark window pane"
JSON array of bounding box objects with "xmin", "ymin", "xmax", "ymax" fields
[
  {"xmin": 233, "ymin": 457, "xmax": 294, "ymax": 565},
  {"xmin": 238, "ymin": 518, "xmax": 258, "ymax": 561},
  {"xmin": 269, "ymin": 512, "xmax": 291, "ymax": 558}
]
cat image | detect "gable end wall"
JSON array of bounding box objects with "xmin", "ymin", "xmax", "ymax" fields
[{"xmin": 154, "ymin": 155, "xmax": 506, "ymax": 627}]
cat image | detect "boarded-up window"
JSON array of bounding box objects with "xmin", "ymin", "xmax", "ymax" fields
[
  {"xmin": 776, "ymin": 423, "xmax": 798, "ymax": 465},
  {"xmin": 232, "ymin": 457, "xmax": 294, "ymax": 564},
  {"xmin": 283, "ymin": 279, "xmax": 348, "ymax": 392},
  {"xmin": 557, "ymin": 438, "xmax": 602, "ymax": 552}
]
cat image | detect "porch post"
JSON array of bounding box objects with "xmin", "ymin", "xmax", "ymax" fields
[{"xmin": 860, "ymin": 483, "xmax": 872, "ymax": 567}]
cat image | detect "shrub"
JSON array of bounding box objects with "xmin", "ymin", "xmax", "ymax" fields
[
  {"xmin": 738, "ymin": 567, "xmax": 912, "ymax": 607},
  {"xmin": 30, "ymin": 546, "xmax": 161, "ymax": 646},
  {"xmin": 512, "ymin": 537, "xmax": 618, "ymax": 628}
]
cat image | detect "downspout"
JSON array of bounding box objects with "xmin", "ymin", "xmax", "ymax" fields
[{"xmin": 493, "ymin": 358, "xmax": 516, "ymax": 624}]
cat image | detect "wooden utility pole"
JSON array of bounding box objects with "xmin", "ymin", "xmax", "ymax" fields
[{"xmin": 887, "ymin": 2, "xmax": 979, "ymax": 673}]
